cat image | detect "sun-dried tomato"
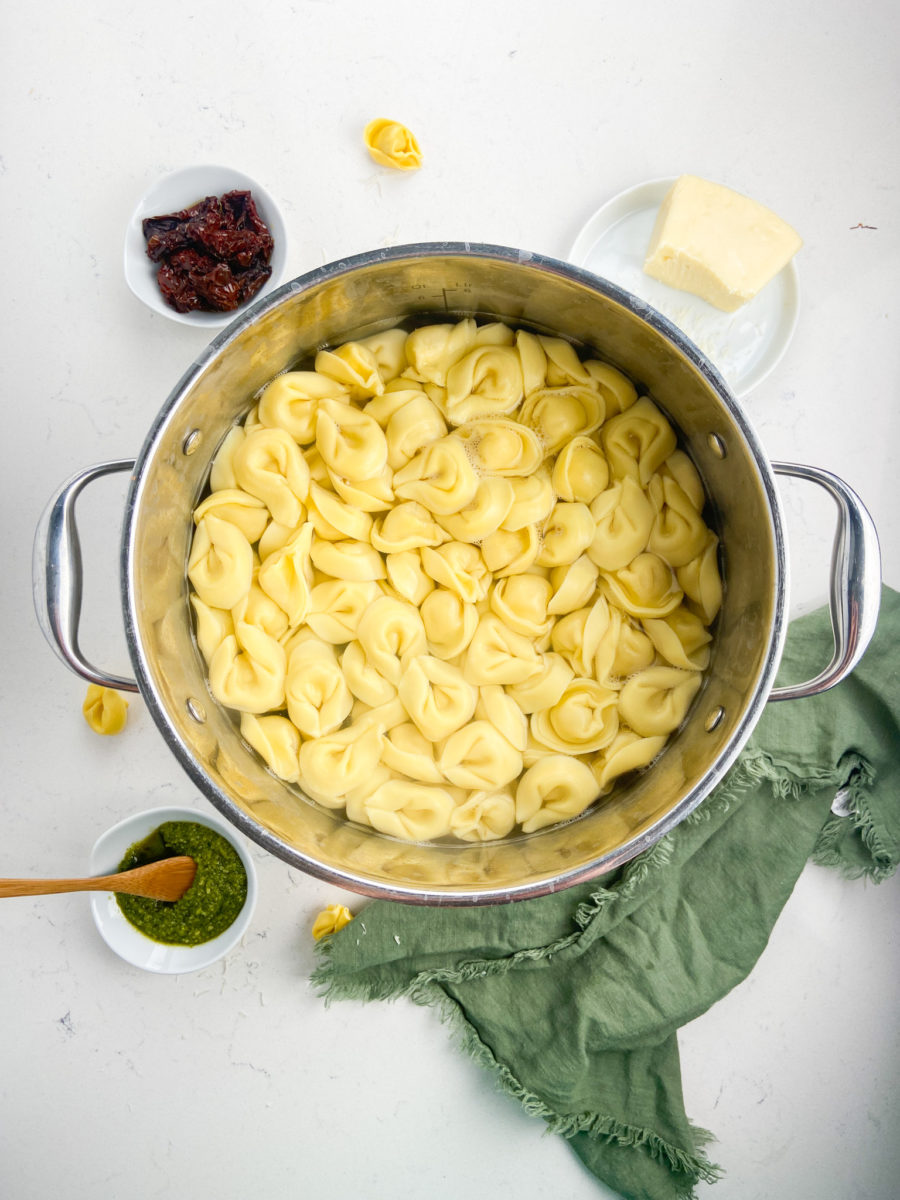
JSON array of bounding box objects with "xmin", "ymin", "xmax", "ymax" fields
[{"xmin": 142, "ymin": 190, "xmax": 274, "ymax": 314}]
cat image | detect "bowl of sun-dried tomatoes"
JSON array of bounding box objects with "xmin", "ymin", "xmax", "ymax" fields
[{"xmin": 124, "ymin": 165, "xmax": 288, "ymax": 327}]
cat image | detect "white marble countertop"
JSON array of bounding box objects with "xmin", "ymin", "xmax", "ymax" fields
[{"xmin": 1, "ymin": 2, "xmax": 898, "ymax": 1197}]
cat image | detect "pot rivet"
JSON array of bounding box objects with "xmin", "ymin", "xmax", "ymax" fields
[
  {"xmin": 182, "ymin": 430, "xmax": 203, "ymax": 456},
  {"xmin": 707, "ymin": 433, "xmax": 727, "ymax": 459},
  {"xmin": 186, "ymin": 698, "xmax": 206, "ymax": 723},
  {"xmin": 705, "ymin": 705, "xmax": 725, "ymax": 732}
]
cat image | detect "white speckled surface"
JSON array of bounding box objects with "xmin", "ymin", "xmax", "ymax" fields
[{"xmin": 1, "ymin": 3, "xmax": 898, "ymax": 1198}]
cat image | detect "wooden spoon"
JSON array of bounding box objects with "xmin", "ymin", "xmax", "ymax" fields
[{"xmin": 0, "ymin": 856, "xmax": 197, "ymax": 902}]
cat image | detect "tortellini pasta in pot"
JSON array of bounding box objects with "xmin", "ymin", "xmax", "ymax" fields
[
  {"xmin": 240, "ymin": 713, "xmax": 301, "ymax": 783},
  {"xmin": 449, "ymin": 790, "xmax": 517, "ymax": 842},
  {"xmin": 189, "ymin": 317, "xmax": 721, "ymax": 841},
  {"xmin": 315, "ymin": 342, "xmax": 384, "ymax": 400},
  {"xmin": 617, "ymin": 666, "xmax": 703, "ymax": 737},
  {"xmin": 443, "ymin": 346, "xmax": 525, "ymax": 423},
  {"xmin": 393, "ymin": 436, "xmax": 479, "ymax": 515},
  {"xmin": 233, "ymin": 427, "xmax": 310, "ymax": 528},
  {"xmin": 515, "ymin": 756, "xmax": 599, "ymax": 833},
  {"xmin": 397, "ymin": 655, "xmax": 477, "ymax": 741},
  {"xmin": 285, "ymin": 637, "xmax": 353, "ymax": 738},
  {"xmin": 188, "ymin": 514, "xmax": 253, "ymax": 611},
  {"xmin": 258, "ymin": 371, "xmax": 349, "ymax": 445},
  {"xmin": 208, "ymin": 621, "xmax": 286, "ymax": 714},
  {"xmin": 364, "ymin": 781, "xmax": 455, "ymax": 841}
]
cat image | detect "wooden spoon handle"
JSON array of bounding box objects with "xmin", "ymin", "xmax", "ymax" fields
[
  {"xmin": 0, "ymin": 875, "xmax": 123, "ymax": 898},
  {"xmin": 0, "ymin": 858, "xmax": 196, "ymax": 900}
]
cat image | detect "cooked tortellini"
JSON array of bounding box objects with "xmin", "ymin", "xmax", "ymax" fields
[
  {"xmin": 363, "ymin": 781, "xmax": 455, "ymax": 841},
  {"xmin": 363, "ymin": 118, "xmax": 423, "ymax": 171},
  {"xmin": 257, "ymin": 522, "xmax": 314, "ymax": 626},
  {"xmin": 240, "ymin": 712, "xmax": 300, "ymax": 782},
  {"xmin": 590, "ymin": 728, "xmax": 667, "ymax": 795},
  {"xmin": 315, "ymin": 342, "xmax": 384, "ymax": 400},
  {"xmin": 380, "ymin": 722, "xmax": 445, "ymax": 783},
  {"xmin": 420, "ymin": 588, "xmax": 478, "ymax": 659},
  {"xmin": 449, "ymin": 789, "xmax": 517, "ymax": 842},
  {"xmin": 189, "ymin": 318, "xmax": 720, "ymax": 841},
  {"xmin": 435, "ymin": 476, "xmax": 514, "ymax": 542},
  {"xmin": 384, "ymin": 550, "xmax": 436, "ymax": 606},
  {"xmin": 551, "ymin": 436, "xmax": 610, "ymax": 504},
  {"xmin": 398, "ymin": 655, "xmax": 477, "ymax": 741},
  {"xmin": 297, "ymin": 722, "xmax": 383, "ymax": 799},
  {"xmin": 307, "ymin": 481, "xmax": 374, "ymax": 543},
  {"xmin": 438, "ymin": 721, "xmax": 524, "ymax": 790},
  {"xmin": 537, "ymin": 502, "xmax": 595, "ymax": 567},
  {"xmin": 193, "ymin": 489, "xmax": 269, "ymax": 544},
  {"xmin": 371, "ymin": 501, "xmax": 447, "ymax": 553},
  {"xmin": 443, "ymin": 346, "xmax": 525, "ymax": 423},
  {"xmin": 209, "ymin": 621, "xmax": 286, "ymax": 714},
  {"xmin": 503, "ymin": 467, "xmax": 555, "ymax": 530},
  {"xmin": 515, "ymin": 756, "xmax": 599, "ymax": 833},
  {"xmin": 233, "ymin": 427, "xmax": 310, "ymax": 528},
  {"xmin": 530, "ymin": 677, "xmax": 619, "ymax": 754},
  {"xmin": 601, "ymin": 397, "xmax": 677, "ymax": 487},
  {"xmin": 455, "ymin": 419, "xmax": 542, "ymax": 477},
  {"xmin": 367, "ymin": 388, "xmax": 447, "ymax": 470},
  {"xmin": 306, "ymin": 579, "xmax": 379, "ymax": 643},
  {"xmin": 82, "ymin": 685, "xmax": 129, "ymax": 735},
  {"xmin": 188, "ymin": 514, "xmax": 253, "ymax": 611},
  {"xmin": 420, "ymin": 541, "xmax": 491, "ymax": 603},
  {"xmin": 519, "ymin": 385, "xmax": 604, "ymax": 454},
  {"xmin": 285, "ymin": 637, "xmax": 353, "ymax": 738},
  {"xmin": 490, "ymin": 574, "xmax": 553, "ymax": 639},
  {"xmin": 617, "ymin": 666, "xmax": 703, "ymax": 737},
  {"xmin": 480, "ymin": 524, "xmax": 541, "ymax": 577},
  {"xmin": 357, "ymin": 596, "xmax": 427, "ymax": 685},
  {"xmin": 258, "ymin": 371, "xmax": 348, "ymax": 444},
  {"xmin": 190, "ymin": 595, "xmax": 235, "ymax": 665},
  {"xmin": 316, "ymin": 398, "xmax": 388, "ymax": 479},
  {"xmin": 311, "ymin": 903, "xmax": 354, "ymax": 940}
]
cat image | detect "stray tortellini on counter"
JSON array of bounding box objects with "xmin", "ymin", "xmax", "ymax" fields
[
  {"xmin": 82, "ymin": 685, "xmax": 129, "ymax": 735},
  {"xmin": 188, "ymin": 317, "xmax": 722, "ymax": 843},
  {"xmin": 311, "ymin": 903, "xmax": 354, "ymax": 940},
  {"xmin": 363, "ymin": 118, "xmax": 423, "ymax": 170}
]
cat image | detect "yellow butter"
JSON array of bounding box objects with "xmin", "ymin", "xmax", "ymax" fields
[
  {"xmin": 643, "ymin": 175, "xmax": 802, "ymax": 312},
  {"xmin": 82, "ymin": 684, "xmax": 129, "ymax": 735},
  {"xmin": 312, "ymin": 903, "xmax": 354, "ymax": 940}
]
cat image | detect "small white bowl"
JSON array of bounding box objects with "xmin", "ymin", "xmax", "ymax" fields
[
  {"xmin": 123, "ymin": 165, "xmax": 287, "ymax": 328},
  {"xmin": 89, "ymin": 804, "xmax": 257, "ymax": 974}
]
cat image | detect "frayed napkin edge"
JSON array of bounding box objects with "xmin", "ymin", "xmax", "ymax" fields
[
  {"xmin": 311, "ymin": 746, "xmax": 891, "ymax": 1199},
  {"xmin": 313, "ymin": 748, "xmax": 881, "ymax": 1001},
  {"xmin": 399, "ymin": 972, "xmax": 724, "ymax": 1195}
]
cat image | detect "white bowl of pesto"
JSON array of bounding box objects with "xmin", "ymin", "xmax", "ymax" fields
[{"xmin": 89, "ymin": 804, "xmax": 257, "ymax": 974}]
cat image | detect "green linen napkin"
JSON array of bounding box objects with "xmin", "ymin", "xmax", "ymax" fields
[{"xmin": 312, "ymin": 586, "xmax": 900, "ymax": 1200}]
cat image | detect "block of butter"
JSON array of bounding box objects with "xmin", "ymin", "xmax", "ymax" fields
[{"xmin": 643, "ymin": 175, "xmax": 802, "ymax": 312}]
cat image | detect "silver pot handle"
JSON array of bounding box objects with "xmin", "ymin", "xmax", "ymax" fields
[
  {"xmin": 768, "ymin": 461, "xmax": 881, "ymax": 701},
  {"xmin": 32, "ymin": 460, "xmax": 140, "ymax": 693}
]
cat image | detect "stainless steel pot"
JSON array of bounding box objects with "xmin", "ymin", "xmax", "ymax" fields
[{"xmin": 33, "ymin": 244, "xmax": 881, "ymax": 904}]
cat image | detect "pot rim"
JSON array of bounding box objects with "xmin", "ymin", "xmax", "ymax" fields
[{"xmin": 121, "ymin": 242, "xmax": 788, "ymax": 904}]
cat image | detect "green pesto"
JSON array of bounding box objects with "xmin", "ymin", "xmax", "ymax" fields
[{"xmin": 116, "ymin": 821, "xmax": 247, "ymax": 947}]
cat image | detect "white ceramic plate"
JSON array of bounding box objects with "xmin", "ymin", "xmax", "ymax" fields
[
  {"xmin": 568, "ymin": 178, "xmax": 800, "ymax": 397},
  {"xmin": 123, "ymin": 164, "xmax": 287, "ymax": 328},
  {"xmin": 89, "ymin": 804, "xmax": 257, "ymax": 974}
]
